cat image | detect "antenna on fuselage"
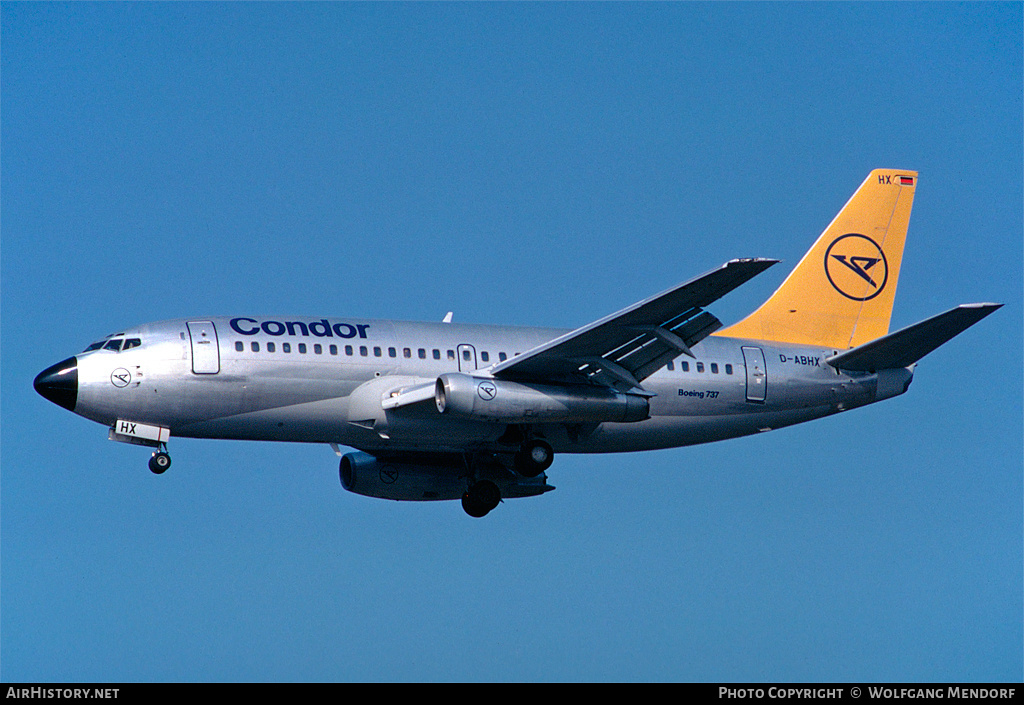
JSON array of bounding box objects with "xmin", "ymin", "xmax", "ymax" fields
[{"xmin": 442, "ymin": 312, "xmax": 453, "ymax": 323}]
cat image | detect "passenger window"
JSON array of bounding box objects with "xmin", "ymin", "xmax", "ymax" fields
[
  {"xmin": 462, "ymin": 350, "xmax": 471, "ymax": 361},
  {"xmin": 388, "ymin": 347, "xmax": 397, "ymax": 358},
  {"xmin": 267, "ymin": 342, "xmax": 276, "ymax": 353},
  {"xmin": 681, "ymin": 361, "xmax": 689, "ymax": 372},
  {"xmin": 330, "ymin": 345, "xmax": 338, "ymax": 355},
  {"xmin": 360, "ymin": 346, "xmax": 368, "ymax": 357},
  {"xmin": 447, "ymin": 350, "xmax": 455, "ymax": 361},
  {"xmin": 345, "ymin": 345, "xmax": 353, "ymax": 356},
  {"xmin": 696, "ymin": 362, "xmax": 704, "ymax": 373},
  {"xmin": 481, "ymin": 351, "xmax": 489, "ymax": 363},
  {"xmin": 667, "ymin": 361, "xmax": 674, "ymax": 371},
  {"xmin": 235, "ymin": 341, "xmax": 244, "ymax": 352},
  {"xmin": 251, "ymin": 342, "xmax": 260, "ymax": 353},
  {"xmin": 404, "ymin": 348, "xmax": 411, "ymax": 358},
  {"xmin": 298, "ymin": 343, "xmax": 307, "ymax": 354},
  {"xmin": 373, "ymin": 346, "xmax": 382, "ymax": 357},
  {"xmin": 282, "ymin": 343, "xmax": 291, "ymax": 353},
  {"xmin": 725, "ymin": 364, "xmax": 733, "ymax": 375},
  {"xmin": 103, "ymin": 339, "xmax": 123, "ymax": 352},
  {"xmin": 418, "ymin": 348, "xmax": 426, "ymax": 359},
  {"xmin": 499, "ymin": 352, "xmax": 507, "ymax": 362},
  {"xmin": 314, "ymin": 344, "xmax": 322, "ymax": 354},
  {"xmin": 433, "ymin": 349, "xmax": 440, "ymax": 360},
  {"xmin": 711, "ymin": 363, "xmax": 719, "ymax": 374}
]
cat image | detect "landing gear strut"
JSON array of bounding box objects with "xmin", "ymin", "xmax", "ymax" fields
[
  {"xmin": 462, "ymin": 479, "xmax": 501, "ymax": 518},
  {"xmin": 514, "ymin": 438, "xmax": 553, "ymax": 478},
  {"xmin": 149, "ymin": 449, "xmax": 171, "ymax": 474}
]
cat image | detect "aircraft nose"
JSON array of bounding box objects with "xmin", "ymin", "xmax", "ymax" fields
[{"xmin": 34, "ymin": 357, "xmax": 78, "ymax": 411}]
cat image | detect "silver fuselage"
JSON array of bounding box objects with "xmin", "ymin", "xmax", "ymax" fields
[{"xmin": 68, "ymin": 316, "xmax": 906, "ymax": 456}]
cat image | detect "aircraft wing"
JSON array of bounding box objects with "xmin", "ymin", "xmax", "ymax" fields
[{"xmin": 490, "ymin": 258, "xmax": 778, "ymax": 392}]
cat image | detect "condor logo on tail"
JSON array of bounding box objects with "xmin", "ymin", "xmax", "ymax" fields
[{"xmin": 824, "ymin": 233, "xmax": 889, "ymax": 301}]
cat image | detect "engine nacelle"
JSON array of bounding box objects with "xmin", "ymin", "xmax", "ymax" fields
[
  {"xmin": 340, "ymin": 451, "xmax": 553, "ymax": 502},
  {"xmin": 340, "ymin": 451, "xmax": 467, "ymax": 501},
  {"xmin": 434, "ymin": 373, "xmax": 649, "ymax": 424}
]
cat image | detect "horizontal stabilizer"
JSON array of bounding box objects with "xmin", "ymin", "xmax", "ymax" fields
[{"xmin": 826, "ymin": 303, "xmax": 1001, "ymax": 372}]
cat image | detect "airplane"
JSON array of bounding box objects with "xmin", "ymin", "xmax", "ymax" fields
[{"xmin": 34, "ymin": 169, "xmax": 1001, "ymax": 517}]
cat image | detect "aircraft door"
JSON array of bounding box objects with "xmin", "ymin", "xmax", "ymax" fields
[
  {"xmin": 457, "ymin": 344, "xmax": 477, "ymax": 372},
  {"xmin": 187, "ymin": 321, "xmax": 220, "ymax": 374},
  {"xmin": 741, "ymin": 346, "xmax": 767, "ymax": 403}
]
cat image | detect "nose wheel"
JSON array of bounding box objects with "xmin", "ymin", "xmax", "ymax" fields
[{"xmin": 149, "ymin": 450, "xmax": 171, "ymax": 474}]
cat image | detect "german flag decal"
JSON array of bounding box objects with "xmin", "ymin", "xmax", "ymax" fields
[{"xmin": 900, "ymin": 175, "xmax": 915, "ymax": 186}]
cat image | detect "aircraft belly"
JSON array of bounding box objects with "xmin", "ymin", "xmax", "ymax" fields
[{"xmin": 562, "ymin": 405, "xmax": 846, "ymax": 453}]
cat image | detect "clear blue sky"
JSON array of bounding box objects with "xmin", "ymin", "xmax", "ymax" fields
[{"xmin": 3, "ymin": 2, "xmax": 1020, "ymax": 682}]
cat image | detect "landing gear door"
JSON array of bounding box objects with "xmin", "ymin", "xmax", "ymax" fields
[
  {"xmin": 741, "ymin": 346, "xmax": 767, "ymax": 403},
  {"xmin": 187, "ymin": 321, "xmax": 220, "ymax": 374}
]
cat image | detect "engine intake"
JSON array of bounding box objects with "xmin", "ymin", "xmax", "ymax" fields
[{"xmin": 434, "ymin": 373, "xmax": 649, "ymax": 424}]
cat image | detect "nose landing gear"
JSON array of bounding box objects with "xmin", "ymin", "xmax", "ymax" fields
[
  {"xmin": 107, "ymin": 421, "xmax": 173, "ymax": 475},
  {"xmin": 148, "ymin": 449, "xmax": 172, "ymax": 474}
]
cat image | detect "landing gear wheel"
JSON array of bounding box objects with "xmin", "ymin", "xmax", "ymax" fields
[
  {"xmin": 514, "ymin": 439, "xmax": 553, "ymax": 478},
  {"xmin": 462, "ymin": 480, "xmax": 501, "ymax": 518},
  {"xmin": 149, "ymin": 451, "xmax": 171, "ymax": 474}
]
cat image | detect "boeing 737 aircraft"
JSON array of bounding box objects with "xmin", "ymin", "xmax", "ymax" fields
[{"xmin": 35, "ymin": 170, "xmax": 1000, "ymax": 516}]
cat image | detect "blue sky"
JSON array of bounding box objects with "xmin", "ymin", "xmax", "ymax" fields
[{"xmin": 2, "ymin": 2, "xmax": 1021, "ymax": 682}]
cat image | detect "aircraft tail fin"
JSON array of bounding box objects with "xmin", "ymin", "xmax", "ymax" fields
[
  {"xmin": 716, "ymin": 169, "xmax": 918, "ymax": 349},
  {"xmin": 825, "ymin": 303, "xmax": 1002, "ymax": 372}
]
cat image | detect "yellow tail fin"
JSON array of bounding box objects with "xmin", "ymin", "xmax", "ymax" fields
[{"xmin": 716, "ymin": 169, "xmax": 918, "ymax": 349}]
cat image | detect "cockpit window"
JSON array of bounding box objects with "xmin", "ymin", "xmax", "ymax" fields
[{"xmin": 84, "ymin": 336, "xmax": 142, "ymax": 353}]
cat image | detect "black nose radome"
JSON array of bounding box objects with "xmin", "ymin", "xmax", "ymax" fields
[{"xmin": 34, "ymin": 357, "xmax": 78, "ymax": 412}]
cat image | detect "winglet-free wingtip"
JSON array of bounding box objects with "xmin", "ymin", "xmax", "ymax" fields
[{"xmin": 725, "ymin": 257, "xmax": 780, "ymax": 268}]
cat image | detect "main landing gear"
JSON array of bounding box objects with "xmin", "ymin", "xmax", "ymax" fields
[
  {"xmin": 514, "ymin": 438, "xmax": 553, "ymax": 478},
  {"xmin": 460, "ymin": 438, "xmax": 555, "ymax": 517},
  {"xmin": 462, "ymin": 479, "xmax": 501, "ymax": 518}
]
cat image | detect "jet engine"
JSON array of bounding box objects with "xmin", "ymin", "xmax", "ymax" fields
[
  {"xmin": 339, "ymin": 450, "xmax": 553, "ymax": 505},
  {"xmin": 340, "ymin": 451, "xmax": 467, "ymax": 501},
  {"xmin": 433, "ymin": 373, "xmax": 649, "ymax": 424}
]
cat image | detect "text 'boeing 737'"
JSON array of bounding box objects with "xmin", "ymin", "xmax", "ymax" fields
[{"xmin": 35, "ymin": 170, "xmax": 1000, "ymax": 517}]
